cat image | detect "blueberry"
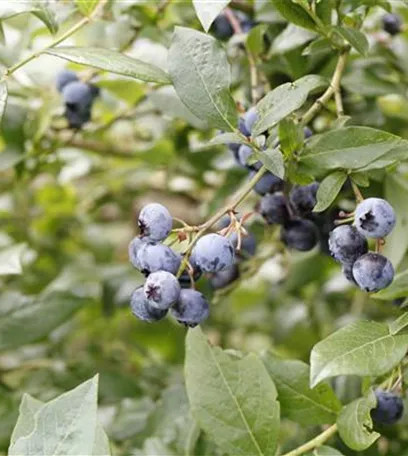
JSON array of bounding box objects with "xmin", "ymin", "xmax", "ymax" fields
[
  {"xmin": 354, "ymin": 198, "xmax": 396, "ymax": 239},
  {"xmin": 382, "ymin": 13, "xmax": 403, "ymax": 36},
  {"xmin": 342, "ymin": 263, "xmax": 356, "ymax": 284},
  {"xmin": 238, "ymin": 117, "xmax": 251, "ymax": 137},
  {"xmin": 244, "ymin": 107, "xmax": 258, "ymax": 135},
  {"xmin": 241, "ymin": 19, "xmax": 256, "ymax": 34},
  {"xmin": 144, "ymin": 271, "xmax": 181, "ymax": 310},
  {"xmin": 191, "ymin": 233, "xmax": 235, "ymax": 272},
  {"xmin": 215, "ymin": 215, "xmax": 232, "ymax": 231},
  {"xmin": 209, "ymin": 263, "xmax": 240, "ymax": 289},
  {"xmin": 328, "ymin": 225, "xmax": 368, "ymax": 265},
  {"xmin": 130, "ymin": 287, "xmax": 167, "ymax": 322},
  {"xmin": 371, "ymin": 390, "xmax": 404, "ymax": 425},
  {"xmin": 289, "ymin": 182, "xmax": 319, "ymax": 215},
  {"xmin": 178, "ymin": 254, "xmax": 203, "ymax": 287},
  {"xmin": 211, "ymin": 13, "xmax": 234, "ymax": 40},
  {"xmin": 56, "ymin": 70, "xmax": 78, "ymax": 93},
  {"xmin": 259, "ymin": 192, "xmax": 290, "ymax": 225},
  {"xmin": 138, "ymin": 203, "xmax": 172, "ymax": 242},
  {"xmin": 170, "ymin": 289, "xmax": 210, "ymax": 327},
  {"xmin": 62, "ymin": 81, "xmax": 95, "ymax": 128},
  {"xmin": 235, "ymin": 145, "xmax": 262, "ymax": 170},
  {"xmin": 137, "ymin": 242, "xmax": 181, "ymax": 276},
  {"xmin": 128, "ymin": 236, "xmax": 147, "ymax": 269},
  {"xmin": 352, "ymin": 252, "xmax": 394, "ymax": 292},
  {"xmin": 304, "ymin": 127, "xmax": 313, "ymax": 139},
  {"xmin": 281, "ymin": 219, "xmax": 319, "ymax": 251},
  {"xmin": 229, "ymin": 232, "xmax": 257, "ymax": 257},
  {"xmin": 251, "ymin": 171, "xmax": 284, "ymax": 196}
]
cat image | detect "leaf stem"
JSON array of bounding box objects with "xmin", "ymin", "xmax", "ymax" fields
[
  {"xmin": 281, "ymin": 424, "xmax": 338, "ymax": 456},
  {"xmin": 300, "ymin": 50, "xmax": 349, "ymax": 125},
  {"xmin": 3, "ymin": 0, "xmax": 106, "ymax": 80},
  {"xmin": 351, "ymin": 180, "xmax": 364, "ymax": 203}
]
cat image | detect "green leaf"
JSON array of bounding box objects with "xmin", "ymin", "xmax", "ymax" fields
[
  {"xmin": 9, "ymin": 376, "xmax": 101, "ymax": 455},
  {"xmin": 302, "ymin": 37, "xmax": 332, "ymax": 56},
  {"xmin": 310, "ymin": 321, "xmax": 408, "ymax": 387},
  {"xmin": 313, "ymin": 171, "xmax": 347, "ymax": 212},
  {"xmin": 185, "ymin": 327, "xmax": 280, "ymax": 456},
  {"xmin": 76, "ymin": 0, "xmax": 99, "ymax": 16},
  {"xmin": 389, "ymin": 312, "xmax": 408, "ymax": 336},
  {"xmin": 382, "ymin": 174, "xmax": 408, "ymax": 269},
  {"xmin": 331, "ymin": 26, "xmax": 369, "ymax": 56},
  {"xmin": 316, "ymin": 0, "xmax": 333, "ymax": 25},
  {"xmin": 45, "ymin": 47, "xmax": 171, "ymax": 84},
  {"xmin": 271, "ymin": 0, "xmax": 317, "ymax": 30},
  {"xmin": 168, "ymin": 27, "xmax": 237, "ymax": 131},
  {"xmin": 0, "ymin": 291, "xmax": 86, "ymax": 351},
  {"xmin": 300, "ymin": 127, "xmax": 408, "ymax": 172},
  {"xmin": 0, "ymin": 243, "xmax": 26, "ymax": 276},
  {"xmin": 203, "ymin": 132, "xmax": 245, "ymax": 148},
  {"xmin": 10, "ymin": 395, "xmax": 43, "ymax": 447},
  {"xmin": 252, "ymin": 75, "xmax": 327, "ymax": 136},
  {"xmin": 262, "ymin": 354, "xmax": 341, "ymax": 426},
  {"xmin": 0, "ymin": 1, "xmax": 58, "ymax": 34},
  {"xmin": 247, "ymin": 24, "xmax": 269, "ymax": 55},
  {"xmin": 256, "ymin": 148, "xmax": 285, "ymax": 179},
  {"xmin": 0, "ymin": 81, "xmax": 8, "ymax": 125},
  {"xmin": 337, "ymin": 389, "xmax": 380, "ymax": 451},
  {"xmin": 278, "ymin": 118, "xmax": 304, "ymax": 158},
  {"xmin": 373, "ymin": 268, "xmax": 408, "ymax": 301},
  {"xmin": 192, "ymin": 0, "xmax": 231, "ymax": 32},
  {"xmin": 272, "ymin": 24, "xmax": 316, "ymax": 55},
  {"xmin": 312, "ymin": 446, "xmax": 345, "ymax": 456},
  {"xmin": 92, "ymin": 423, "xmax": 111, "ymax": 456}
]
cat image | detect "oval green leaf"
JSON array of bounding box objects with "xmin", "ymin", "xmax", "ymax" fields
[{"xmin": 313, "ymin": 171, "xmax": 347, "ymax": 212}]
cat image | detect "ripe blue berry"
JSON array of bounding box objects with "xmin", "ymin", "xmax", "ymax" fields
[
  {"xmin": 62, "ymin": 81, "xmax": 95, "ymax": 129},
  {"xmin": 342, "ymin": 263, "xmax": 356, "ymax": 284},
  {"xmin": 259, "ymin": 192, "xmax": 290, "ymax": 225},
  {"xmin": 137, "ymin": 242, "xmax": 181, "ymax": 275},
  {"xmin": 371, "ymin": 390, "xmax": 404, "ymax": 425},
  {"xmin": 289, "ymin": 182, "xmax": 319, "ymax": 215},
  {"xmin": 281, "ymin": 219, "xmax": 318, "ymax": 251},
  {"xmin": 211, "ymin": 13, "xmax": 234, "ymax": 40},
  {"xmin": 128, "ymin": 236, "xmax": 147, "ymax": 269},
  {"xmin": 144, "ymin": 271, "xmax": 181, "ymax": 310},
  {"xmin": 244, "ymin": 107, "xmax": 258, "ymax": 134},
  {"xmin": 328, "ymin": 225, "xmax": 368, "ymax": 264},
  {"xmin": 230, "ymin": 232, "xmax": 257, "ymax": 257},
  {"xmin": 235, "ymin": 145, "xmax": 262, "ymax": 170},
  {"xmin": 210, "ymin": 263, "xmax": 239, "ymax": 289},
  {"xmin": 178, "ymin": 254, "xmax": 202, "ymax": 287},
  {"xmin": 192, "ymin": 233, "xmax": 235, "ymax": 272},
  {"xmin": 251, "ymin": 171, "xmax": 284, "ymax": 196},
  {"xmin": 352, "ymin": 253, "xmax": 394, "ymax": 292},
  {"xmin": 382, "ymin": 13, "xmax": 403, "ymax": 36},
  {"xmin": 304, "ymin": 127, "xmax": 313, "ymax": 139},
  {"xmin": 56, "ymin": 70, "xmax": 78, "ymax": 93},
  {"xmin": 354, "ymin": 198, "xmax": 396, "ymax": 239},
  {"xmin": 170, "ymin": 289, "xmax": 210, "ymax": 327},
  {"xmin": 130, "ymin": 287, "xmax": 167, "ymax": 322},
  {"xmin": 138, "ymin": 203, "xmax": 172, "ymax": 241}
]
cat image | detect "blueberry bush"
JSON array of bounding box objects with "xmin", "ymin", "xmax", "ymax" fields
[{"xmin": 2, "ymin": 1, "xmax": 408, "ymax": 455}]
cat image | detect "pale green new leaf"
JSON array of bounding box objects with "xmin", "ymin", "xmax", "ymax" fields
[
  {"xmin": 9, "ymin": 376, "xmax": 100, "ymax": 455},
  {"xmin": 252, "ymin": 75, "xmax": 327, "ymax": 136},
  {"xmin": 0, "ymin": 243, "xmax": 26, "ymax": 276},
  {"xmin": 45, "ymin": 47, "xmax": 171, "ymax": 84},
  {"xmin": 0, "ymin": 1, "xmax": 58, "ymax": 34},
  {"xmin": 185, "ymin": 327, "xmax": 280, "ymax": 456},
  {"xmin": 313, "ymin": 171, "xmax": 347, "ymax": 212},
  {"xmin": 337, "ymin": 389, "xmax": 380, "ymax": 451},
  {"xmin": 192, "ymin": 0, "xmax": 231, "ymax": 32},
  {"xmin": 262, "ymin": 354, "xmax": 341, "ymax": 426},
  {"xmin": 310, "ymin": 321, "xmax": 408, "ymax": 387},
  {"xmin": 76, "ymin": 0, "xmax": 99, "ymax": 16},
  {"xmin": 168, "ymin": 27, "xmax": 237, "ymax": 131}
]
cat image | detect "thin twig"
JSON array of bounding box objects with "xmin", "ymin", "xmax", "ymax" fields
[{"xmin": 281, "ymin": 424, "xmax": 338, "ymax": 456}]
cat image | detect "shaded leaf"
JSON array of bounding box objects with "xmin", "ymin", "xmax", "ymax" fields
[
  {"xmin": 0, "ymin": 243, "xmax": 26, "ymax": 276},
  {"xmin": 168, "ymin": 27, "xmax": 237, "ymax": 131},
  {"xmin": 45, "ymin": 47, "xmax": 171, "ymax": 84},
  {"xmin": 313, "ymin": 171, "xmax": 347, "ymax": 212},
  {"xmin": 262, "ymin": 354, "xmax": 341, "ymax": 426},
  {"xmin": 185, "ymin": 327, "xmax": 280, "ymax": 456},
  {"xmin": 252, "ymin": 75, "xmax": 327, "ymax": 136},
  {"xmin": 192, "ymin": 0, "xmax": 231, "ymax": 32},
  {"xmin": 310, "ymin": 321, "xmax": 408, "ymax": 387},
  {"xmin": 256, "ymin": 148, "xmax": 285, "ymax": 179},
  {"xmin": 332, "ymin": 26, "xmax": 369, "ymax": 56},
  {"xmin": 271, "ymin": 0, "xmax": 317, "ymax": 30},
  {"xmin": 9, "ymin": 376, "xmax": 100, "ymax": 455},
  {"xmin": 337, "ymin": 389, "xmax": 380, "ymax": 451}
]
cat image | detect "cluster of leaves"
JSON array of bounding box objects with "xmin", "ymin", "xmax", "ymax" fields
[{"xmin": 2, "ymin": 0, "xmax": 408, "ymax": 455}]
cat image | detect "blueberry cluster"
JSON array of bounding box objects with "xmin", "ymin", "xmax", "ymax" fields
[
  {"xmin": 329, "ymin": 198, "xmax": 396, "ymax": 292},
  {"xmin": 228, "ymin": 110, "xmax": 321, "ymax": 252},
  {"xmin": 382, "ymin": 13, "xmax": 403, "ymax": 36},
  {"xmin": 129, "ymin": 203, "xmax": 240, "ymax": 326},
  {"xmin": 371, "ymin": 390, "xmax": 404, "ymax": 426},
  {"xmin": 56, "ymin": 69, "xmax": 99, "ymax": 129}
]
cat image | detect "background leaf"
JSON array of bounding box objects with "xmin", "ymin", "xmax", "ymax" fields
[
  {"xmin": 45, "ymin": 47, "xmax": 171, "ymax": 84},
  {"xmin": 168, "ymin": 27, "xmax": 237, "ymax": 131},
  {"xmin": 331, "ymin": 27, "xmax": 369, "ymax": 56},
  {"xmin": 373, "ymin": 269, "xmax": 408, "ymax": 300},
  {"xmin": 76, "ymin": 0, "xmax": 99, "ymax": 16},
  {"xmin": 310, "ymin": 321, "xmax": 408, "ymax": 387},
  {"xmin": 0, "ymin": 243, "xmax": 26, "ymax": 276},
  {"xmin": 185, "ymin": 327, "xmax": 280, "ymax": 456},
  {"xmin": 0, "ymin": 1, "xmax": 58, "ymax": 34},
  {"xmin": 271, "ymin": 0, "xmax": 317, "ymax": 30}
]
